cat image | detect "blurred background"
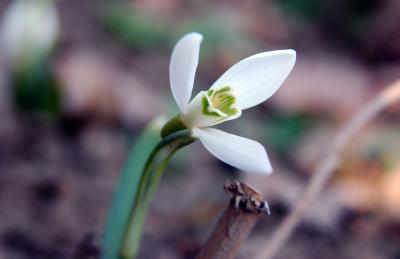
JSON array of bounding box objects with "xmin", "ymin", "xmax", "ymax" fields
[{"xmin": 0, "ymin": 0, "xmax": 400, "ymax": 258}]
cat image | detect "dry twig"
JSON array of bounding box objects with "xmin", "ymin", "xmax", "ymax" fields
[
  {"xmin": 196, "ymin": 181, "xmax": 270, "ymax": 259},
  {"xmin": 256, "ymin": 80, "xmax": 400, "ymax": 259}
]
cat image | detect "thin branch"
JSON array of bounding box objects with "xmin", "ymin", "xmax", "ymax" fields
[
  {"xmin": 256, "ymin": 80, "xmax": 400, "ymax": 259},
  {"xmin": 196, "ymin": 181, "xmax": 270, "ymax": 259}
]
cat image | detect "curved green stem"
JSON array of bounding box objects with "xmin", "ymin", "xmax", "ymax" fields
[{"xmin": 120, "ymin": 129, "xmax": 195, "ymax": 258}]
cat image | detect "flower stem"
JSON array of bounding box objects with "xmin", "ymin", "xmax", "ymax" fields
[
  {"xmin": 160, "ymin": 114, "xmax": 187, "ymax": 138},
  {"xmin": 120, "ymin": 129, "xmax": 195, "ymax": 259}
]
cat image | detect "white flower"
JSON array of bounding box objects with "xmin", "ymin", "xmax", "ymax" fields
[
  {"xmin": 0, "ymin": 0, "xmax": 60, "ymax": 65},
  {"xmin": 169, "ymin": 32, "xmax": 296, "ymax": 175}
]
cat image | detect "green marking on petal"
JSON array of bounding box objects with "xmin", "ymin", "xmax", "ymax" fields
[
  {"xmin": 202, "ymin": 96, "xmax": 221, "ymax": 117},
  {"xmin": 214, "ymin": 86, "xmax": 232, "ymax": 94},
  {"xmin": 202, "ymin": 85, "xmax": 239, "ymax": 118}
]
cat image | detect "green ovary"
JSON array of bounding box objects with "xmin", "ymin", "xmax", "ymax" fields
[{"xmin": 202, "ymin": 86, "xmax": 239, "ymax": 118}]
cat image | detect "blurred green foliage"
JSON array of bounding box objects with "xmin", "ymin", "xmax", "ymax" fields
[
  {"xmin": 263, "ymin": 113, "xmax": 316, "ymax": 155},
  {"xmin": 278, "ymin": 0, "xmax": 378, "ymax": 22},
  {"xmin": 279, "ymin": 0, "xmax": 329, "ymax": 20},
  {"xmin": 180, "ymin": 15, "xmax": 257, "ymax": 59},
  {"xmin": 277, "ymin": 0, "xmax": 381, "ymax": 59},
  {"xmin": 99, "ymin": 2, "xmax": 257, "ymax": 59},
  {"xmin": 13, "ymin": 59, "xmax": 60, "ymax": 116},
  {"xmin": 99, "ymin": 3, "xmax": 169, "ymax": 50}
]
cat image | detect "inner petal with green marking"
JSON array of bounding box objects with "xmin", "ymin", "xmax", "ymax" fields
[
  {"xmin": 202, "ymin": 86, "xmax": 240, "ymax": 118},
  {"xmin": 182, "ymin": 85, "xmax": 242, "ymax": 128}
]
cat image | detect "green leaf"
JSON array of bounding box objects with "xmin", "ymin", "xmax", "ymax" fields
[
  {"xmin": 120, "ymin": 129, "xmax": 195, "ymax": 258},
  {"xmin": 102, "ymin": 120, "xmax": 162, "ymax": 259}
]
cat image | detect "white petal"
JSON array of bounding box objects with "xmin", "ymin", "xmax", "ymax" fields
[
  {"xmin": 210, "ymin": 50, "xmax": 296, "ymax": 110},
  {"xmin": 169, "ymin": 32, "xmax": 203, "ymax": 113},
  {"xmin": 193, "ymin": 128, "xmax": 272, "ymax": 175}
]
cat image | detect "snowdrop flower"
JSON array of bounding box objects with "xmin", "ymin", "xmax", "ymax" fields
[
  {"xmin": 164, "ymin": 32, "xmax": 296, "ymax": 175},
  {"xmin": 0, "ymin": 0, "xmax": 59, "ymax": 67}
]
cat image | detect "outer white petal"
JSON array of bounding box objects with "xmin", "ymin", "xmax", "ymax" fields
[
  {"xmin": 169, "ymin": 32, "xmax": 203, "ymax": 113},
  {"xmin": 210, "ymin": 50, "xmax": 296, "ymax": 110},
  {"xmin": 193, "ymin": 128, "xmax": 272, "ymax": 175}
]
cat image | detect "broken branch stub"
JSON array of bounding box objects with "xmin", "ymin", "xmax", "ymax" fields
[{"xmin": 196, "ymin": 181, "xmax": 269, "ymax": 259}]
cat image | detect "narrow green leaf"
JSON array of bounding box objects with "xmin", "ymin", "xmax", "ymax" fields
[
  {"xmin": 120, "ymin": 130, "xmax": 195, "ymax": 258},
  {"xmin": 102, "ymin": 119, "xmax": 162, "ymax": 259}
]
